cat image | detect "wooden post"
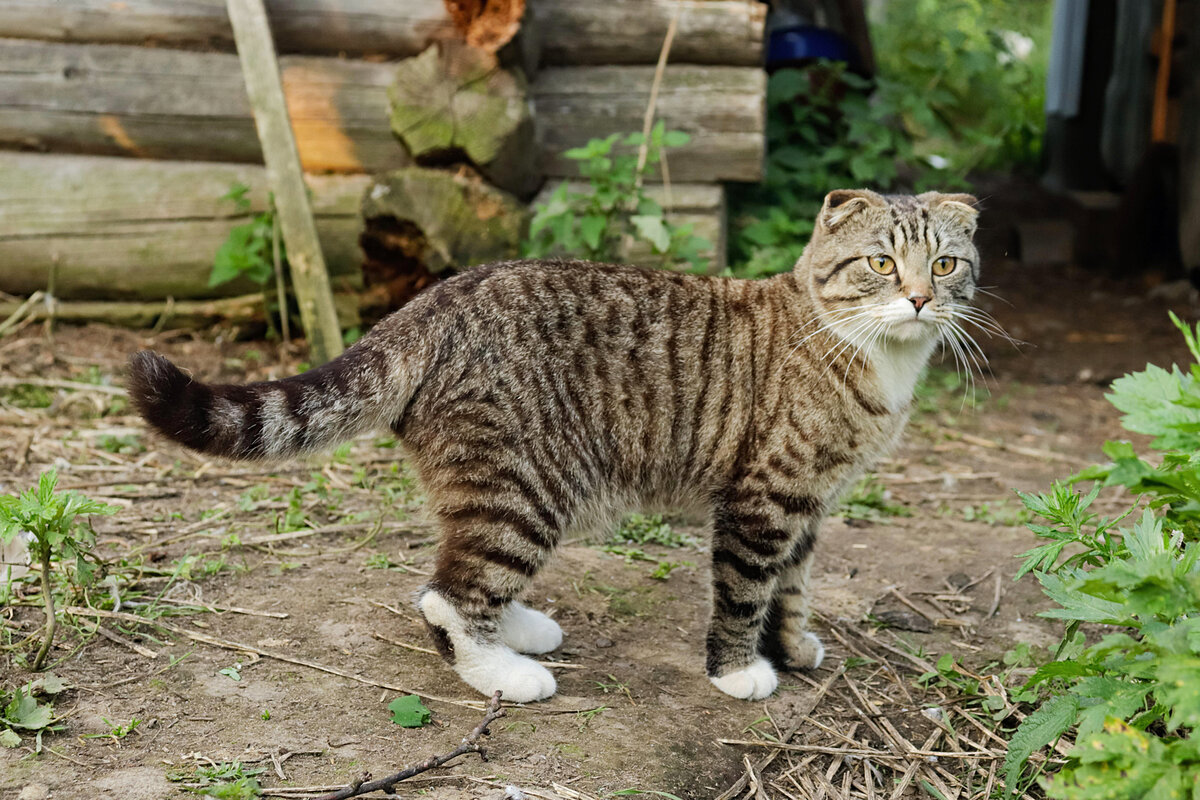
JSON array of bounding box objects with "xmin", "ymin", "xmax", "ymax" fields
[{"xmin": 224, "ymin": 0, "xmax": 344, "ymax": 363}]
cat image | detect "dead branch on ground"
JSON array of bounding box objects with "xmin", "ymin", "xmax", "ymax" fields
[{"xmin": 312, "ymin": 691, "xmax": 505, "ymax": 800}]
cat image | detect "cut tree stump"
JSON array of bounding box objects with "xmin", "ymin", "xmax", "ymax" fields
[
  {"xmin": 0, "ymin": 152, "xmax": 366, "ymax": 301},
  {"xmin": 389, "ymin": 42, "xmax": 537, "ymax": 198},
  {"xmin": 361, "ymin": 167, "xmax": 528, "ymax": 300}
]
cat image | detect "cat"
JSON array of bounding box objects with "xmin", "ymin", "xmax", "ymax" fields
[{"xmin": 128, "ymin": 188, "xmax": 981, "ymax": 704}]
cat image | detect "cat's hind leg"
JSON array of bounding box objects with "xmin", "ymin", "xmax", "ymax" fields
[
  {"xmin": 417, "ymin": 497, "xmax": 563, "ymax": 703},
  {"xmin": 418, "ymin": 589, "xmax": 556, "ymax": 703}
]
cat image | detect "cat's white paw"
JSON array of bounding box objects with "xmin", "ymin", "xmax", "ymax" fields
[
  {"xmin": 710, "ymin": 657, "xmax": 778, "ymax": 700},
  {"xmin": 787, "ymin": 632, "xmax": 825, "ymax": 670},
  {"xmin": 499, "ymin": 602, "xmax": 563, "ymax": 654},
  {"xmin": 456, "ymin": 647, "xmax": 557, "ymax": 703},
  {"xmin": 418, "ymin": 590, "xmax": 557, "ymax": 703}
]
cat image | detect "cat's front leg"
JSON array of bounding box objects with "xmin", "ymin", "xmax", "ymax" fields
[
  {"xmin": 706, "ymin": 489, "xmax": 822, "ymax": 700},
  {"xmin": 760, "ymin": 534, "xmax": 825, "ymax": 672}
]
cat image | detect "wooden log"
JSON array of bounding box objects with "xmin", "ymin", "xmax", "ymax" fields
[
  {"xmin": 528, "ymin": 0, "xmax": 765, "ymax": 67},
  {"xmin": 531, "ymin": 182, "xmax": 726, "ymax": 271},
  {"xmin": 0, "ymin": 152, "xmax": 368, "ymax": 301},
  {"xmin": 0, "ymin": 38, "xmax": 409, "ymax": 173},
  {"xmin": 0, "ymin": 40, "xmax": 763, "ymax": 182},
  {"xmin": 361, "ymin": 166, "xmax": 529, "ymax": 276},
  {"xmin": 0, "ymin": 0, "xmax": 760, "ymax": 66},
  {"xmin": 533, "ymin": 65, "xmax": 765, "ymax": 183},
  {"xmin": 389, "ymin": 42, "xmax": 537, "ymax": 197},
  {"xmin": 227, "ymin": 0, "xmax": 342, "ymax": 363},
  {"xmin": 0, "ymin": 293, "xmax": 361, "ymax": 330},
  {"xmin": 0, "ymin": 0, "xmax": 458, "ymax": 57}
]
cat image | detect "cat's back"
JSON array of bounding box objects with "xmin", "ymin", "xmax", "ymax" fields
[{"xmin": 400, "ymin": 258, "xmax": 726, "ymax": 356}]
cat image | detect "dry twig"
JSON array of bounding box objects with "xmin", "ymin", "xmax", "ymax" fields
[{"xmin": 312, "ymin": 691, "xmax": 505, "ymax": 800}]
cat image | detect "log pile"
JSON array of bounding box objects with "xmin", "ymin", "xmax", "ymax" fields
[{"xmin": 0, "ymin": 0, "xmax": 766, "ymax": 311}]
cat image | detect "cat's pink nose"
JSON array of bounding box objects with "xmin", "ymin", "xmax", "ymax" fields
[{"xmin": 908, "ymin": 294, "xmax": 931, "ymax": 312}]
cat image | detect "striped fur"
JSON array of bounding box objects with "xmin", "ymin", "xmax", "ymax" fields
[{"xmin": 129, "ymin": 189, "xmax": 980, "ymax": 703}]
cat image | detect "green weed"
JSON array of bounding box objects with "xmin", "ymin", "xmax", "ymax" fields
[
  {"xmin": 1001, "ymin": 314, "xmax": 1200, "ymax": 798},
  {"xmin": 0, "ymin": 470, "xmax": 119, "ymax": 669},
  {"xmin": 524, "ymin": 123, "xmax": 711, "ymax": 272},
  {"xmin": 168, "ymin": 761, "xmax": 264, "ymax": 798},
  {"xmin": 838, "ymin": 476, "xmax": 910, "ymax": 523}
]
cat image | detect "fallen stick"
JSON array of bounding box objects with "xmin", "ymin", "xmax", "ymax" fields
[
  {"xmin": 935, "ymin": 428, "xmax": 1082, "ymax": 465},
  {"xmin": 0, "ymin": 376, "xmax": 127, "ymax": 396},
  {"xmin": 312, "ymin": 691, "xmax": 505, "ymax": 800},
  {"xmin": 62, "ymin": 605, "xmax": 485, "ymax": 709}
]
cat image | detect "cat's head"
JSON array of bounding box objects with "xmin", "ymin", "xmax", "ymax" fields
[{"xmin": 800, "ymin": 189, "xmax": 980, "ymax": 346}]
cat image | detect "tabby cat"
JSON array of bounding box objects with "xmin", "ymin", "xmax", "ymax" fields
[{"xmin": 129, "ymin": 189, "xmax": 981, "ymax": 703}]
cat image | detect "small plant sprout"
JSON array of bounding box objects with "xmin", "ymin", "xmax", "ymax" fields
[{"xmin": 0, "ymin": 470, "xmax": 119, "ymax": 670}]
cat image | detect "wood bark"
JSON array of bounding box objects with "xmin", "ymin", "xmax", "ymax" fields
[
  {"xmin": 0, "ymin": 152, "xmax": 367, "ymax": 301},
  {"xmin": 389, "ymin": 42, "xmax": 537, "ymax": 197},
  {"xmin": 0, "ymin": 293, "xmax": 361, "ymax": 330},
  {"xmin": 533, "ymin": 65, "xmax": 766, "ymax": 183},
  {"xmin": 0, "ymin": 0, "xmax": 761, "ymax": 65},
  {"xmin": 528, "ymin": 0, "xmax": 764, "ymax": 67},
  {"xmin": 0, "ymin": 38, "xmax": 410, "ymax": 173},
  {"xmin": 0, "ymin": 0, "xmax": 458, "ymax": 57},
  {"xmin": 0, "ymin": 39, "xmax": 763, "ymax": 183},
  {"xmin": 227, "ymin": 0, "xmax": 342, "ymax": 363},
  {"xmin": 532, "ymin": 182, "xmax": 726, "ymax": 271}
]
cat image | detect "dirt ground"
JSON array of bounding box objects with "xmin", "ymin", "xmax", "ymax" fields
[{"xmin": 1, "ymin": 250, "xmax": 1197, "ymax": 800}]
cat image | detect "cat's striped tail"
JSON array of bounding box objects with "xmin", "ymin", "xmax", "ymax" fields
[{"xmin": 127, "ymin": 342, "xmax": 423, "ymax": 461}]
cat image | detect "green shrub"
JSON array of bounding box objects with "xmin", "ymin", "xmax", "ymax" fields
[
  {"xmin": 0, "ymin": 470, "xmax": 118, "ymax": 670},
  {"xmin": 729, "ymin": 0, "xmax": 1051, "ymax": 278},
  {"xmin": 524, "ymin": 122, "xmax": 712, "ymax": 272},
  {"xmin": 1005, "ymin": 314, "xmax": 1200, "ymax": 798}
]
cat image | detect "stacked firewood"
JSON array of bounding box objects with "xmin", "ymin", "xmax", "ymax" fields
[{"xmin": 0, "ymin": 0, "xmax": 766, "ymax": 318}]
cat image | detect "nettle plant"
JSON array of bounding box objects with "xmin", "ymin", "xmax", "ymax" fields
[
  {"xmin": 0, "ymin": 470, "xmax": 118, "ymax": 670},
  {"xmin": 1004, "ymin": 314, "xmax": 1200, "ymax": 798},
  {"xmin": 524, "ymin": 122, "xmax": 712, "ymax": 272}
]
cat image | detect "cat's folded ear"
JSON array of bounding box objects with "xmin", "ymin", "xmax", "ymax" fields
[
  {"xmin": 932, "ymin": 193, "xmax": 980, "ymax": 231},
  {"xmin": 819, "ymin": 189, "xmax": 886, "ymax": 231}
]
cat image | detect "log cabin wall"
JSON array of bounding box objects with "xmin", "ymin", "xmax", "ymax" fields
[{"xmin": 0, "ymin": 0, "xmax": 766, "ymax": 304}]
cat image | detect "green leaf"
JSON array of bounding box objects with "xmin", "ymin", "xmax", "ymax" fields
[
  {"xmin": 5, "ymin": 686, "xmax": 52, "ymax": 730},
  {"xmin": 1004, "ymin": 693, "xmax": 1078, "ymax": 795},
  {"xmin": 662, "ymin": 130, "xmax": 691, "ymax": 148},
  {"xmin": 218, "ymin": 667, "xmax": 241, "ymax": 682},
  {"xmin": 1124, "ymin": 509, "xmax": 1167, "ymax": 561},
  {"xmin": 0, "ymin": 729, "xmax": 19, "ymax": 747},
  {"xmin": 1108, "ymin": 364, "xmax": 1200, "ymax": 450},
  {"xmin": 388, "ymin": 694, "xmax": 431, "ymax": 728},
  {"xmin": 30, "ymin": 673, "xmax": 67, "ymax": 695},
  {"xmin": 580, "ymin": 215, "xmax": 607, "ymax": 251},
  {"xmin": 1036, "ymin": 571, "xmax": 1128, "ymax": 624},
  {"xmin": 631, "ymin": 215, "xmax": 670, "ymax": 252}
]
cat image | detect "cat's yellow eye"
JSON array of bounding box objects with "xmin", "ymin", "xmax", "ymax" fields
[
  {"xmin": 932, "ymin": 256, "xmax": 958, "ymax": 277},
  {"xmin": 869, "ymin": 255, "xmax": 896, "ymax": 275}
]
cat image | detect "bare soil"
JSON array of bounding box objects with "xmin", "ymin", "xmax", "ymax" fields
[{"xmin": 0, "ymin": 256, "xmax": 1197, "ymax": 800}]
